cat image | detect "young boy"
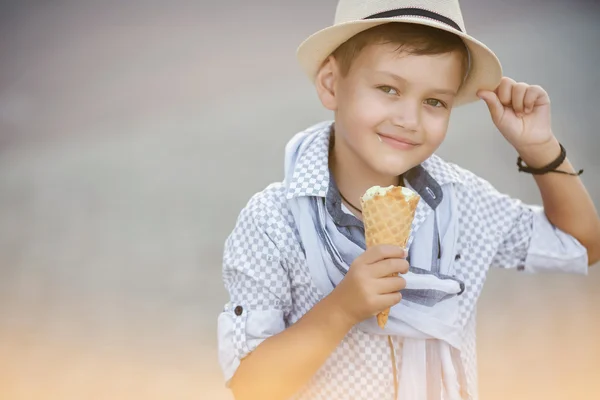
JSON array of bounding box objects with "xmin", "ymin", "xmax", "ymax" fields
[{"xmin": 217, "ymin": 1, "xmax": 600, "ymax": 399}]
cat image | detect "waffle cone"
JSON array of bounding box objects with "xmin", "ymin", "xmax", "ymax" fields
[{"xmin": 360, "ymin": 186, "xmax": 420, "ymax": 328}]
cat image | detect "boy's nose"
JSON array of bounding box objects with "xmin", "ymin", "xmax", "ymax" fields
[{"xmin": 390, "ymin": 102, "xmax": 420, "ymax": 132}]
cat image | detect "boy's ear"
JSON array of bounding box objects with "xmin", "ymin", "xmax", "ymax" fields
[{"xmin": 315, "ymin": 56, "xmax": 339, "ymax": 111}]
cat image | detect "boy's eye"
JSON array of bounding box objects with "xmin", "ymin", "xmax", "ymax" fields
[
  {"xmin": 378, "ymin": 86, "xmax": 398, "ymax": 95},
  {"xmin": 424, "ymin": 98, "xmax": 446, "ymax": 108}
]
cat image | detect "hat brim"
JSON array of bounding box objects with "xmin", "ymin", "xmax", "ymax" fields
[{"xmin": 296, "ymin": 17, "xmax": 502, "ymax": 106}]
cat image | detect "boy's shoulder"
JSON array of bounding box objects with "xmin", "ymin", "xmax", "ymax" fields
[
  {"xmin": 233, "ymin": 181, "xmax": 295, "ymax": 243},
  {"xmin": 245, "ymin": 182, "xmax": 290, "ymax": 217},
  {"xmin": 422, "ymin": 153, "xmax": 481, "ymax": 188},
  {"xmin": 443, "ymin": 159, "xmax": 501, "ymax": 193},
  {"xmin": 423, "ymin": 155, "xmax": 505, "ymax": 204}
]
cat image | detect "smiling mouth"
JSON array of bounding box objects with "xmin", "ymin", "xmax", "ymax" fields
[{"xmin": 377, "ymin": 133, "xmax": 419, "ymax": 150}]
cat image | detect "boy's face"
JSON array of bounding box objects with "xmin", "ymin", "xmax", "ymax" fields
[{"xmin": 317, "ymin": 42, "xmax": 464, "ymax": 178}]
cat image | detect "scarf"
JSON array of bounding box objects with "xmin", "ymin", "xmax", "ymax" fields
[{"xmin": 285, "ymin": 126, "xmax": 468, "ymax": 399}]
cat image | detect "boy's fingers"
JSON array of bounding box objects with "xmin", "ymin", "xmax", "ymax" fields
[
  {"xmin": 361, "ymin": 244, "xmax": 406, "ymax": 265},
  {"xmin": 376, "ymin": 276, "xmax": 407, "ymax": 294},
  {"xmin": 372, "ymin": 258, "xmax": 409, "ymax": 277},
  {"xmin": 523, "ymin": 85, "xmax": 548, "ymax": 112},
  {"xmin": 377, "ymin": 292, "xmax": 403, "ymax": 310},
  {"xmin": 523, "ymin": 87, "xmax": 537, "ymax": 113},
  {"xmin": 511, "ymin": 82, "xmax": 528, "ymax": 115},
  {"xmin": 477, "ymin": 90, "xmax": 503, "ymax": 124},
  {"xmin": 496, "ymin": 77, "xmax": 516, "ymax": 106}
]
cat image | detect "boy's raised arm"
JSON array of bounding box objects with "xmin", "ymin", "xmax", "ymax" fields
[
  {"xmin": 478, "ymin": 78, "xmax": 600, "ymax": 265},
  {"xmin": 520, "ymin": 139, "xmax": 600, "ymax": 266}
]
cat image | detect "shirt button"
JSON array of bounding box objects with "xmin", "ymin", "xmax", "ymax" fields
[
  {"xmin": 234, "ymin": 305, "xmax": 243, "ymax": 316},
  {"xmin": 455, "ymin": 254, "xmax": 461, "ymax": 261},
  {"xmin": 425, "ymin": 186, "xmax": 436, "ymax": 199}
]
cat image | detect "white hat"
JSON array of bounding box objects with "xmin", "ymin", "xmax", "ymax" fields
[{"xmin": 297, "ymin": 0, "xmax": 502, "ymax": 106}]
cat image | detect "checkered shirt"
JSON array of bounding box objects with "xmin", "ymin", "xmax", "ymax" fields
[{"xmin": 218, "ymin": 121, "xmax": 588, "ymax": 400}]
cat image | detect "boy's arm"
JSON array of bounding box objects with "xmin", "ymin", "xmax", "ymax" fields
[
  {"xmin": 229, "ymin": 242, "xmax": 407, "ymax": 400},
  {"xmin": 229, "ymin": 292, "xmax": 352, "ymax": 400},
  {"xmin": 219, "ymin": 194, "xmax": 406, "ymax": 400},
  {"xmin": 518, "ymin": 138, "xmax": 600, "ymax": 266},
  {"xmin": 478, "ymin": 78, "xmax": 600, "ymax": 266}
]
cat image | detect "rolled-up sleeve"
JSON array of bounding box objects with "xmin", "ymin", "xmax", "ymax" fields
[
  {"xmin": 522, "ymin": 205, "xmax": 588, "ymax": 274},
  {"xmin": 484, "ymin": 185, "xmax": 588, "ymax": 275},
  {"xmin": 217, "ymin": 198, "xmax": 291, "ymax": 385}
]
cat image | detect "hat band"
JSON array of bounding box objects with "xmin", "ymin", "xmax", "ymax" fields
[{"xmin": 364, "ymin": 8, "xmax": 462, "ymax": 32}]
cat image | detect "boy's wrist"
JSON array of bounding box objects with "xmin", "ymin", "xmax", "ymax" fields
[
  {"xmin": 321, "ymin": 291, "xmax": 357, "ymax": 332},
  {"xmin": 516, "ymin": 137, "xmax": 562, "ymax": 169}
]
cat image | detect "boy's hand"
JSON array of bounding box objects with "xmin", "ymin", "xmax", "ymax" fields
[
  {"xmin": 330, "ymin": 245, "xmax": 408, "ymax": 327},
  {"xmin": 477, "ymin": 77, "xmax": 556, "ymax": 157}
]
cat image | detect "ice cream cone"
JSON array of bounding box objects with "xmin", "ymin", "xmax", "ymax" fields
[{"xmin": 360, "ymin": 185, "xmax": 420, "ymax": 328}]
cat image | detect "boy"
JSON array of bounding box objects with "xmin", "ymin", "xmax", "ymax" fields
[{"xmin": 217, "ymin": 1, "xmax": 600, "ymax": 399}]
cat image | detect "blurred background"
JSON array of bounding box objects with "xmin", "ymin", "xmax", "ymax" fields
[{"xmin": 0, "ymin": 0, "xmax": 598, "ymax": 399}]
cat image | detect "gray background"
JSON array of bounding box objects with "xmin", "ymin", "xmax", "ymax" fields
[{"xmin": 0, "ymin": 0, "xmax": 598, "ymax": 399}]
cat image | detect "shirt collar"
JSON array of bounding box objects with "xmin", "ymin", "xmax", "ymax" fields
[{"xmin": 285, "ymin": 121, "xmax": 466, "ymax": 201}]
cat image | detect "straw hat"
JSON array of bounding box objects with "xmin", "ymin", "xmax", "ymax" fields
[{"xmin": 297, "ymin": 0, "xmax": 502, "ymax": 106}]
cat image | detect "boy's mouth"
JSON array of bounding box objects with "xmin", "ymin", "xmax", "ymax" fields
[{"xmin": 377, "ymin": 133, "xmax": 419, "ymax": 150}]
